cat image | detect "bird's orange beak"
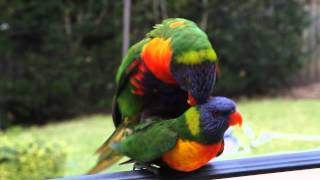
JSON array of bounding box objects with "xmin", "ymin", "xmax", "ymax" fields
[
  {"xmin": 187, "ymin": 92, "xmax": 197, "ymax": 106},
  {"xmin": 228, "ymin": 111, "xmax": 243, "ymax": 127}
]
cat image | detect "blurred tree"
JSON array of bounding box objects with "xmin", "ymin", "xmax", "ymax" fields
[
  {"xmin": 0, "ymin": 0, "xmax": 308, "ymax": 128},
  {"xmin": 206, "ymin": 0, "xmax": 308, "ymax": 96},
  {"xmin": 0, "ymin": 0, "xmax": 123, "ymax": 127}
]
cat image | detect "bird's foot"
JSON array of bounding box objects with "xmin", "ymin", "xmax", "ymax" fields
[{"xmin": 133, "ymin": 162, "xmax": 159, "ymax": 175}]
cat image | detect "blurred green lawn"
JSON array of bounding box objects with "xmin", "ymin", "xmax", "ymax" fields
[{"xmin": 22, "ymin": 98, "xmax": 320, "ymax": 177}]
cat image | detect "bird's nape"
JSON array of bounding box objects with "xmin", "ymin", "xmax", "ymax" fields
[{"xmin": 171, "ymin": 62, "xmax": 217, "ymax": 105}]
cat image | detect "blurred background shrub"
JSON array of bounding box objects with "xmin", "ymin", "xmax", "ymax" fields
[
  {"xmin": 0, "ymin": 0, "xmax": 308, "ymax": 128},
  {"xmin": 0, "ymin": 133, "xmax": 67, "ymax": 180}
]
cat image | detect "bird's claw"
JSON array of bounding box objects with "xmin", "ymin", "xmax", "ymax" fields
[{"xmin": 133, "ymin": 162, "xmax": 159, "ymax": 175}]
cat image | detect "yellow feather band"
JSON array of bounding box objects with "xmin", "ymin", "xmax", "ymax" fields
[
  {"xmin": 185, "ymin": 107, "xmax": 200, "ymax": 136},
  {"xmin": 176, "ymin": 48, "xmax": 217, "ymax": 65}
]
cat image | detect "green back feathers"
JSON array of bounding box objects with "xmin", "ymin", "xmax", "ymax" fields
[
  {"xmin": 113, "ymin": 120, "xmax": 178, "ymax": 162},
  {"xmin": 147, "ymin": 18, "xmax": 198, "ymax": 38},
  {"xmin": 148, "ymin": 18, "xmax": 218, "ymax": 65}
]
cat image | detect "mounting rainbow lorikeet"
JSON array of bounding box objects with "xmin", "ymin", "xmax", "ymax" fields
[
  {"xmin": 91, "ymin": 18, "xmax": 219, "ymax": 173},
  {"xmin": 88, "ymin": 97, "xmax": 242, "ymax": 173}
]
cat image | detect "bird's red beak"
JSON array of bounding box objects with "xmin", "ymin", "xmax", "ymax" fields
[
  {"xmin": 187, "ymin": 92, "xmax": 197, "ymax": 106},
  {"xmin": 228, "ymin": 111, "xmax": 243, "ymax": 127}
]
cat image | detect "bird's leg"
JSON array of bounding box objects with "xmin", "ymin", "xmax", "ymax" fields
[{"xmin": 133, "ymin": 162, "xmax": 159, "ymax": 175}]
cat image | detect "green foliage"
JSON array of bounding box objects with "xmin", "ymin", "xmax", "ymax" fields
[
  {"xmin": 0, "ymin": 133, "xmax": 67, "ymax": 180},
  {"xmin": 0, "ymin": 1, "xmax": 122, "ymax": 127},
  {"xmin": 0, "ymin": 0, "xmax": 309, "ymax": 127},
  {"xmin": 206, "ymin": 1, "xmax": 309, "ymax": 96}
]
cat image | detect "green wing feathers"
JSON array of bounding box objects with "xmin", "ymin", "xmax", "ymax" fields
[
  {"xmin": 113, "ymin": 39, "xmax": 149, "ymax": 125},
  {"xmin": 113, "ymin": 121, "xmax": 178, "ymax": 162},
  {"xmin": 115, "ymin": 38, "xmax": 149, "ymax": 85}
]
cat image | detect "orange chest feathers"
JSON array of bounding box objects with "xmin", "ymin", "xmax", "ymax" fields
[
  {"xmin": 141, "ymin": 37, "xmax": 176, "ymax": 84},
  {"xmin": 161, "ymin": 139, "xmax": 223, "ymax": 172}
]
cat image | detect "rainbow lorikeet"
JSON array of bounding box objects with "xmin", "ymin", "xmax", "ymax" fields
[
  {"xmin": 89, "ymin": 97, "xmax": 242, "ymax": 173},
  {"xmin": 92, "ymin": 18, "xmax": 219, "ymax": 172}
]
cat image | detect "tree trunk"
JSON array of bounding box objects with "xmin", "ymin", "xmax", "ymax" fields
[{"xmin": 122, "ymin": 0, "xmax": 131, "ymax": 59}]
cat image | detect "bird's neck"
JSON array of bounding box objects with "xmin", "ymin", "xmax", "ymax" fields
[{"xmin": 174, "ymin": 107, "xmax": 208, "ymax": 144}]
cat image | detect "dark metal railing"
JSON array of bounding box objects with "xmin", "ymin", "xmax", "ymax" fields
[{"xmin": 53, "ymin": 150, "xmax": 320, "ymax": 180}]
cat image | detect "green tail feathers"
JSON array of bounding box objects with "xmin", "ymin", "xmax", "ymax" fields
[
  {"xmin": 95, "ymin": 124, "xmax": 126, "ymax": 154},
  {"xmin": 88, "ymin": 124, "xmax": 126, "ymax": 174},
  {"xmin": 87, "ymin": 150, "xmax": 123, "ymax": 174}
]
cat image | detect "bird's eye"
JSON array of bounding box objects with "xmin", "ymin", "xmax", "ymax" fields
[
  {"xmin": 212, "ymin": 110, "xmax": 220, "ymax": 117},
  {"xmin": 228, "ymin": 109, "xmax": 235, "ymax": 115}
]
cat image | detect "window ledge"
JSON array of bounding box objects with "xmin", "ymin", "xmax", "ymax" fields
[{"xmin": 54, "ymin": 150, "xmax": 320, "ymax": 180}]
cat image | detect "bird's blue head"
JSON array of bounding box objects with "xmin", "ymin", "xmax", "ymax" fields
[{"xmin": 199, "ymin": 96, "xmax": 243, "ymax": 142}]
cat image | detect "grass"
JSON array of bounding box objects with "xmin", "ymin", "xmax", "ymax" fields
[
  {"xmin": 228, "ymin": 98, "xmax": 320, "ymax": 158},
  {"xmin": 12, "ymin": 98, "xmax": 320, "ymax": 177},
  {"xmin": 19, "ymin": 115, "xmax": 131, "ymax": 177}
]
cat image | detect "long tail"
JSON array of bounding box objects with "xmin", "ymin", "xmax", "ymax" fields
[
  {"xmin": 87, "ymin": 124, "xmax": 126, "ymax": 174},
  {"xmin": 87, "ymin": 150, "xmax": 123, "ymax": 174},
  {"xmin": 96, "ymin": 124, "xmax": 126, "ymax": 154}
]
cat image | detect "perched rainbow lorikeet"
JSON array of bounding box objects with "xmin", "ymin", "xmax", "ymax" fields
[
  {"xmin": 89, "ymin": 97, "xmax": 242, "ymax": 173},
  {"xmin": 91, "ymin": 18, "xmax": 219, "ymax": 173}
]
